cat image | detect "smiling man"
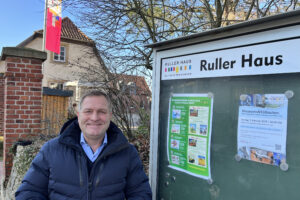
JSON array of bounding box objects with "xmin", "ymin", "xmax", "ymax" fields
[
  {"xmin": 16, "ymin": 90, "xmax": 152, "ymax": 200},
  {"xmin": 78, "ymin": 94, "xmax": 112, "ymax": 155}
]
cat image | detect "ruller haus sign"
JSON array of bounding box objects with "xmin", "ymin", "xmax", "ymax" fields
[{"xmin": 162, "ymin": 38, "xmax": 300, "ymax": 80}]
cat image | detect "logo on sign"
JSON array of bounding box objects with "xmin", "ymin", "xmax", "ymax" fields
[{"xmin": 164, "ymin": 59, "xmax": 192, "ymax": 76}]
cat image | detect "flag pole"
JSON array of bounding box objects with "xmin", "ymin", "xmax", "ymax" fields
[
  {"xmin": 42, "ymin": 0, "xmax": 48, "ymax": 52},
  {"xmin": 42, "ymin": 0, "xmax": 48, "ymax": 75}
]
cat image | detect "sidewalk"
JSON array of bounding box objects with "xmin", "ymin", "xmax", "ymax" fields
[
  {"xmin": 0, "ymin": 161, "xmax": 3, "ymax": 179},
  {"xmin": 0, "ymin": 161, "xmax": 3, "ymax": 200}
]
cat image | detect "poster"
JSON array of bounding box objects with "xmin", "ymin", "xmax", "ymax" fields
[
  {"xmin": 237, "ymin": 94, "xmax": 288, "ymax": 166},
  {"xmin": 167, "ymin": 94, "xmax": 213, "ymax": 179}
]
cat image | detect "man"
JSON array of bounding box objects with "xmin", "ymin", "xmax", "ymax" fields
[{"xmin": 16, "ymin": 90, "xmax": 152, "ymax": 199}]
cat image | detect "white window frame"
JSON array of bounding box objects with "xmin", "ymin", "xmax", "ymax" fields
[{"xmin": 53, "ymin": 46, "xmax": 66, "ymax": 62}]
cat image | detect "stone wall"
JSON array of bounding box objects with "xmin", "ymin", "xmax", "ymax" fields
[{"xmin": 1, "ymin": 140, "xmax": 44, "ymax": 200}]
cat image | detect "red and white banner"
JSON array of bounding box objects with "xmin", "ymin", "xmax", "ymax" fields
[{"xmin": 45, "ymin": 0, "xmax": 62, "ymax": 54}]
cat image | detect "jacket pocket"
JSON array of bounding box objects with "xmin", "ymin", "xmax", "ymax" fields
[
  {"xmin": 94, "ymin": 178, "xmax": 126, "ymax": 198},
  {"xmin": 49, "ymin": 180, "xmax": 86, "ymax": 199}
]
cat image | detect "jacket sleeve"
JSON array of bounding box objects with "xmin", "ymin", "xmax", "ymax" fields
[
  {"xmin": 125, "ymin": 145, "xmax": 152, "ymax": 200},
  {"xmin": 15, "ymin": 142, "xmax": 50, "ymax": 200}
]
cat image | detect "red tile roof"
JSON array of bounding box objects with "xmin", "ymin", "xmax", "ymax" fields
[
  {"xmin": 61, "ymin": 17, "xmax": 93, "ymax": 42},
  {"xmin": 113, "ymin": 73, "xmax": 151, "ymax": 96},
  {"xmin": 18, "ymin": 17, "xmax": 94, "ymax": 48},
  {"xmin": 36, "ymin": 17, "xmax": 93, "ymax": 43}
]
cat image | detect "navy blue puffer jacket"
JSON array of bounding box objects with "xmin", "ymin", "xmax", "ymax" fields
[{"xmin": 15, "ymin": 118, "xmax": 152, "ymax": 199}]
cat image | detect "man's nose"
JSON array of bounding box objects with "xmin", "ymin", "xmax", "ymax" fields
[{"xmin": 90, "ymin": 111, "xmax": 99, "ymax": 120}]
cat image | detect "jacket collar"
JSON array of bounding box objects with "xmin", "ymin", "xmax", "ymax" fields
[{"xmin": 58, "ymin": 117, "xmax": 129, "ymax": 154}]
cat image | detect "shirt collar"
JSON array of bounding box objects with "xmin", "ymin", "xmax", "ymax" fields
[{"xmin": 80, "ymin": 132, "xmax": 108, "ymax": 146}]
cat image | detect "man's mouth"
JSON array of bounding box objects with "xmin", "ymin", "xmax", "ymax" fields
[{"xmin": 87, "ymin": 124, "xmax": 101, "ymax": 126}]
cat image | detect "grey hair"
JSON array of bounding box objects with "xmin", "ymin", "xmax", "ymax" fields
[{"xmin": 78, "ymin": 90, "xmax": 112, "ymax": 111}]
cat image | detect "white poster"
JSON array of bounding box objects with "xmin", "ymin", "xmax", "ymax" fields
[{"xmin": 237, "ymin": 94, "xmax": 288, "ymax": 166}]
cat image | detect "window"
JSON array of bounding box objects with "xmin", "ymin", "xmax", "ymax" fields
[
  {"xmin": 49, "ymin": 82, "xmax": 64, "ymax": 90},
  {"xmin": 119, "ymin": 81, "xmax": 137, "ymax": 95},
  {"xmin": 53, "ymin": 46, "xmax": 65, "ymax": 62},
  {"xmin": 128, "ymin": 82, "xmax": 136, "ymax": 95}
]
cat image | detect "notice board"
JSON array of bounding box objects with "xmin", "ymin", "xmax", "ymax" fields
[
  {"xmin": 157, "ymin": 74, "xmax": 300, "ymax": 200},
  {"xmin": 149, "ymin": 11, "xmax": 300, "ymax": 200}
]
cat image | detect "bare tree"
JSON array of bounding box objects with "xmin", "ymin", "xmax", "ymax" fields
[
  {"xmin": 63, "ymin": 0, "xmax": 299, "ymax": 73},
  {"xmin": 67, "ymin": 51, "xmax": 152, "ymax": 141}
]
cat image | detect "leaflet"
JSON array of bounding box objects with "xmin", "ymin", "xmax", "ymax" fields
[
  {"xmin": 167, "ymin": 94, "xmax": 213, "ymax": 179},
  {"xmin": 237, "ymin": 94, "xmax": 288, "ymax": 166}
]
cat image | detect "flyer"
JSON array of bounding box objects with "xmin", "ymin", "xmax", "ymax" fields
[
  {"xmin": 237, "ymin": 94, "xmax": 288, "ymax": 166},
  {"xmin": 167, "ymin": 94, "xmax": 213, "ymax": 179}
]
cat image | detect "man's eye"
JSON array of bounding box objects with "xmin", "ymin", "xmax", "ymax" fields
[{"xmin": 84, "ymin": 110, "xmax": 92, "ymax": 113}]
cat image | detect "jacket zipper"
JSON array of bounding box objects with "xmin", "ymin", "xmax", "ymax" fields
[
  {"xmin": 77, "ymin": 151, "xmax": 90, "ymax": 200},
  {"xmin": 77, "ymin": 153, "xmax": 84, "ymax": 187},
  {"xmin": 75, "ymin": 142, "xmax": 130, "ymax": 199},
  {"xmin": 95, "ymin": 162, "xmax": 104, "ymax": 187},
  {"xmin": 88, "ymin": 143, "xmax": 129, "ymax": 189},
  {"xmin": 82, "ymin": 153, "xmax": 91, "ymax": 200}
]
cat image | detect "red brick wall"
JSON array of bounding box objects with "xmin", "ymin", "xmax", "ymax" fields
[
  {"xmin": 0, "ymin": 73, "xmax": 4, "ymax": 137},
  {"xmin": 3, "ymin": 56, "xmax": 43, "ymax": 179}
]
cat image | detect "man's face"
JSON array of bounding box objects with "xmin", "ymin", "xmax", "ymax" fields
[{"xmin": 77, "ymin": 96, "xmax": 112, "ymax": 141}]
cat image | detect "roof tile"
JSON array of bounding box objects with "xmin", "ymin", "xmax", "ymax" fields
[
  {"xmin": 114, "ymin": 74, "xmax": 151, "ymax": 95},
  {"xmin": 37, "ymin": 17, "xmax": 93, "ymax": 43}
]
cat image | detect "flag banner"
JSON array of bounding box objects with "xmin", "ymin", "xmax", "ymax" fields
[{"xmin": 45, "ymin": 0, "xmax": 62, "ymax": 54}]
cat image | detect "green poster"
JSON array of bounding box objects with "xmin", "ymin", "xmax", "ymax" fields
[{"xmin": 167, "ymin": 94, "xmax": 213, "ymax": 180}]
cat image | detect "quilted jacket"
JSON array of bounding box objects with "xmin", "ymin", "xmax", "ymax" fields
[{"xmin": 15, "ymin": 118, "xmax": 152, "ymax": 200}]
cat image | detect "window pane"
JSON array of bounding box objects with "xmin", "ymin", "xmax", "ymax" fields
[
  {"xmin": 60, "ymin": 46, "xmax": 65, "ymax": 61},
  {"xmin": 53, "ymin": 46, "xmax": 66, "ymax": 62}
]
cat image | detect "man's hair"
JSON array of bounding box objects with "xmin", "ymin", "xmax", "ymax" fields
[{"xmin": 78, "ymin": 90, "xmax": 112, "ymax": 111}]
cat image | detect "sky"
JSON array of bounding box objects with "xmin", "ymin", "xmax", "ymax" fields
[{"xmin": 0, "ymin": 0, "xmax": 75, "ymax": 52}]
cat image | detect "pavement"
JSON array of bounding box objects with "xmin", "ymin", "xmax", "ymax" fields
[
  {"xmin": 0, "ymin": 161, "xmax": 3, "ymax": 180},
  {"xmin": 0, "ymin": 161, "xmax": 4, "ymax": 200}
]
